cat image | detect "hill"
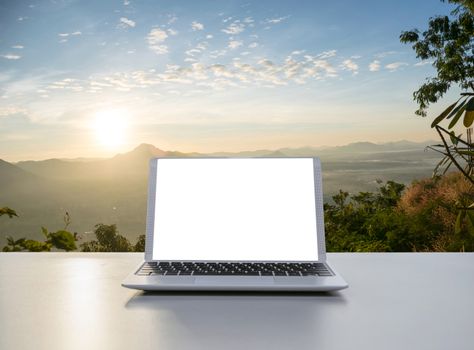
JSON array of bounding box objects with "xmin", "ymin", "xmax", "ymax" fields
[{"xmin": 1, "ymin": 140, "xmax": 442, "ymax": 246}]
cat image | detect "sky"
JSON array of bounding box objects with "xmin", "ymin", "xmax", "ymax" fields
[{"xmin": 0, "ymin": 0, "xmax": 461, "ymax": 161}]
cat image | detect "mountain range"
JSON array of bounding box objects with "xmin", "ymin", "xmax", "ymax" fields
[{"xmin": 0, "ymin": 140, "xmax": 442, "ymax": 246}]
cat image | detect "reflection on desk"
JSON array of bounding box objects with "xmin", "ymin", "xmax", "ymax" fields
[{"xmin": 0, "ymin": 252, "xmax": 473, "ymax": 350}]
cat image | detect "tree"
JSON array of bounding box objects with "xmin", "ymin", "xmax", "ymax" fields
[
  {"xmin": 80, "ymin": 224, "xmax": 133, "ymax": 252},
  {"xmin": 2, "ymin": 212, "xmax": 77, "ymax": 252},
  {"xmin": 325, "ymin": 181, "xmax": 406, "ymax": 252},
  {"xmin": 400, "ymin": 0, "xmax": 474, "ymax": 179},
  {"xmin": 400, "ymin": 0, "xmax": 474, "ymax": 239},
  {"xmin": 134, "ymin": 234, "xmax": 146, "ymax": 252},
  {"xmin": 400, "ymin": 0, "xmax": 474, "ymax": 117}
]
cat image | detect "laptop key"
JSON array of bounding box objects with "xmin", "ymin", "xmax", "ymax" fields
[
  {"xmin": 165, "ymin": 271, "xmax": 178, "ymax": 276},
  {"xmin": 274, "ymin": 271, "xmax": 287, "ymax": 276},
  {"xmin": 242, "ymin": 271, "xmax": 259, "ymax": 276},
  {"xmin": 260, "ymin": 271, "xmax": 273, "ymax": 276},
  {"xmin": 288, "ymin": 271, "xmax": 301, "ymax": 276},
  {"xmin": 179, "ymin": 271, "xmax": 192, "ymax": 275}
]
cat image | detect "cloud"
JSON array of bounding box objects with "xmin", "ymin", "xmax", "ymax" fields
[
  {"xmin": 341, "ymin": 59, "xmax": 358, "ymax": 74},
  {"xmin": 317, "ymin": 50, "xmax": 337, "ymax": 59},
  {"xmin": 167, "ymin": 28, "xmax": 178, "ymax": 36},
  {"xmin": 123, "ymin": 0, "xmax": 130, "ymax": 5},
  {"xmin": 12, "ymin": 45, "xmax": 24, "ymax": 49},
  {"xmin": 248, "ymin": 42, "xmax": 258, "ymax": 49},
  {"xmin": 265, "ymin": 16, "xmax": 289, "ymax": 24},
  {"xmin": 17, "ymin": 16, "xmax": 28, "ymax": 21},
  {"xmin": 414, "ymin": 60, "xmax": 433, "ymax": 67},
  {"xmin": 209, "ymin": 49, "xmax": 227, "ymax": 58},
  {"xmin": 185, "ymin": 42, "xmax": 208, "ymax": 57},
  {"xmin": 26, "ymin": 50, "xmax": 344, "ymax": 99},
  {"xmin": 147, "ymin": 28, "xmax": 168, "ymax": 45},
  {"xmin": 228, "ymin": 40, "xmax": 243, "ymax": 50},
  {"xmin": 0, "ymin": 106, "xmax": 27, "ymax": 117},
  {"xmin": 206, "ymin": 34, "xmax": 213, "ymax": 39},
  {"xmin": 147, "ymin": 28, "xmax": 168, "ymax": 55},
  {"xmin": 57, "ymin": 31, "xmax": 81, "ymax": 43},
  {"xmin": 369, "ymin": 60, "xmax": 380, "ymax": 72},
  {"xmin": 191, "ymin": 21, "xmax": 204, "ymax": 31},
  {"xmin": 196, "ymin": 42, "xmax": 208, "ymax": 51},
  {"xmin": 375, "ymin": 51, "xmax": 396, "ymax": 58},
  {"xmin": 385, "ymin": 62, "xmax": 408, "ymax": 71},
  {"xmin": 299, "ymin": 57, "xmax": 337, "ymax": 80},
  {"xmin": 119, "ymin": 17, "xmax": 136, "ymax": 28},
  {"xmin": 1, "ymin": 54, "xmax": 21, "ymax": 60},
  {"xmin": 186, "ymin": 48, "xmax": 201, "ymax": 56},
  {"xmin": 291, "ymin": 50, "xmax": 304, "ymax": 56},
  {"xmin": 222, "ymin": 22, "xmax": 245, "ymax": 35},
  {"xmin": 167, "ymin": 15, "xmax": 178, "ymax": 24}
]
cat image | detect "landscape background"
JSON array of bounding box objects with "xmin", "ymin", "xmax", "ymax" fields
[
  {"xmin": 2, "ymin": 1, "xmax": 472, "ymax": 252},
  {"xmin": 0, "ymin": 140, "xmax": 441, "ymax": 246}
]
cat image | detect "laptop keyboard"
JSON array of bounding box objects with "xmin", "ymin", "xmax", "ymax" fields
[{"xmin": 136, "ymin": 262, "xmax": 333, "ymax": 277}]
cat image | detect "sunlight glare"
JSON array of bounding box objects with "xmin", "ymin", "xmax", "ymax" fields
[{"xmin": 92, "ymin": 109, "xmax": 129, "ymax": 149}]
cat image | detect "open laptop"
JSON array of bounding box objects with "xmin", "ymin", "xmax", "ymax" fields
[{"xmin": 122, "ymin": 157, "xmax": 348, "ymax": 291}]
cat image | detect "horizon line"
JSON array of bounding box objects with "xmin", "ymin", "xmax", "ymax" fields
[{"xmin": 3, "ymin": 138, "xmax": 437, "ymax": 163}]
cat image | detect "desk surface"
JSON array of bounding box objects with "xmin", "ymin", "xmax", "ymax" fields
[{"xmin": 0, "ymin": 253, "xmax": 473, "ymax": 350}]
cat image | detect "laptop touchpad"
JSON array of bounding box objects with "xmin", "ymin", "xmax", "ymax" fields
[
  {"xmin": 194, "ymin": 277, "xmax": 274, "ymax": 284},
  {"xmin": 157, "ymin": 277, "xmax": 196, "ymax": 284}
]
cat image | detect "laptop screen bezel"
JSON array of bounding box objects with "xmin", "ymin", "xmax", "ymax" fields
[{"xmin": 144, "ymin": 157, "xmax": 327, "ymax": 263}]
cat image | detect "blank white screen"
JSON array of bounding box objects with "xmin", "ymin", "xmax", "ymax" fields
[{"xmin": 152, "ymin": 158, "xmax": 318, "ymax": 261}]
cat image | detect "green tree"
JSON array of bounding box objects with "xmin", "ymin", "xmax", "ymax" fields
[
  {"xmin": 400, "ymin": 0, "xmax": 474, "ymax": 240},
  {"xmin": 2, "ymin": 212, "xmax": 77, "ymax": 252},
  {"xmin": 134, "ymin": 234, "xmax": 146, "ymax": 252},
  {"xmin": 80, "ymin": 224, "xmax": 133, "ymax": 252},
  {"xmin": 325, "ymin": 181, "xmax": 406, "ymax": 252},
  {"xmin": 400, "ymin": 0, "xmax": 474, "ymax": 180},
  {"xmin": 400, "ymin": 0, "xmax": 474, "ymax": 117}
]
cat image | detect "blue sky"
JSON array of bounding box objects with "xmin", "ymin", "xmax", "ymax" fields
[{"xmin": 0, "ymin": 0, "xmax": 460, "ymax": 160}]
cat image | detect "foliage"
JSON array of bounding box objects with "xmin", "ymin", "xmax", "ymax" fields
[
  {"xmin": 325, "ymin": 175, "xmax": 474, "ymax": 252},
  {"xmin": 80, "ymin": 224, "xmax": 144, "ymax": 252},
  {"xmin": 0, "ymin": 207, "xmax": 18, "ymax": 218},
  {"xmin": 426, "ymin": 124, "xmax": 474, "ymax": 184},
  {"xmin": 134, "ymin": 234, "xmax": 146, "ymax": 252},
  {"xmin": 1, "ymin": 210, "xmax": 146, "ymax": 252},
  {"xmin": 400, "ymin": 0, "xmax": 474, "ymax": 117},
  {"xmin": 325, "ymin": 181, "xmax": 406, "ymax": 252},
  {"xmin": 2, "ymin": 212, "xmax": 77, "ymax": 252},
  {"xmin": 400, "ymin": 1, "xmax": 474, "ymax": 180},
  {"xmin": 398, "ymin": 172, "xmax": 474, "ymax": 251},
  {"xmin": 400, "ymin": 1, "xmax": 474, "ymax": 238},
  {"xmin": 4, "ymin": 175, "xmax": 473, "ymax": 253}
]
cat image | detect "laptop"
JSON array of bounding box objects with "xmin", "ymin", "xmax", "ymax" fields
[{"xmin": 122, "ymin": 157, "xmax": 348, "ymax": 291}]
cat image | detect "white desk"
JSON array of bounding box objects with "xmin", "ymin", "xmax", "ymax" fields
[{"xmin": 0, "ymin": 253, "xmax": 473, "ymax": 350}]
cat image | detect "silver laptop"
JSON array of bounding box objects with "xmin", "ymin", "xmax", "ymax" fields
[{"xmin": 122, "ymin": 157, "xmax": 348, "ymax": 291}]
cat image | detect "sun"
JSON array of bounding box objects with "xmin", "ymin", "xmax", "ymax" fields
[{"xmin": 92, "ymin": 109, "xmax": 129, "ymax": 149}]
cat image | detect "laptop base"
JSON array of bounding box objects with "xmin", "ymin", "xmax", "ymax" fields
[{"xmin": 122, "ymin": 262, "xmax": 348, "ymax": 292}]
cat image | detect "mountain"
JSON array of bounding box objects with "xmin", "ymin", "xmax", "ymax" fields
[
  {"xmin": 1, "ymin": 140, "xmax": 442, "ymax": 247},
  {"xmin": 0, "ymin": 159, "xmax": 38, "ymax": 184},
  {"xmin": 15, "ymin": 143, "xmax": 200, "ymax": 180}
]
